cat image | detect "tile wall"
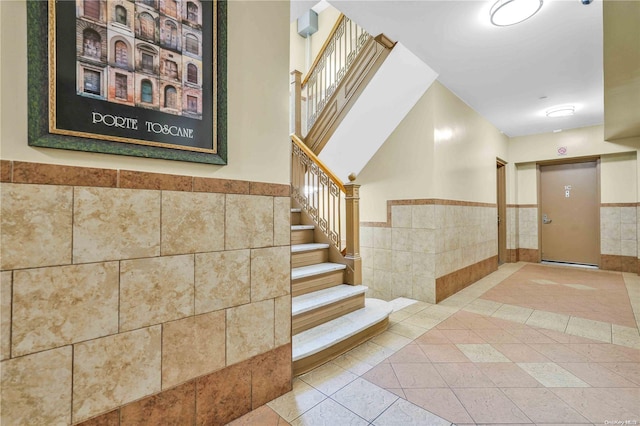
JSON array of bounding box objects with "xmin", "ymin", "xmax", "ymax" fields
[
  {"xmin": 361, "ymin": 200, "xmax": 498, "ymax": 304},
  {"xmin": 601, "ymin": 204, "xmax": 638, "ymax": 272},
  {"xmin": 0, "ymin": 160, "xmax": 293, "ymax": 425},
  {"xmin": 516, "ymin": 206, "xmax": 539, "ymax": 262}
]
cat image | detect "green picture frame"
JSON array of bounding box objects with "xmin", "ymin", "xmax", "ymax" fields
[{"xmin": 27, "ymin": 0, "xmax": 227, "ymax": 165}]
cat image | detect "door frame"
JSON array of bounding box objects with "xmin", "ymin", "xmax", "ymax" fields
[
  {"xmin": 497, "ymin": 158, "xmax": 507, "ymax": 264},
  {"xmin": 536, "ymin": 156, "xmax": 601, "ymax": 266}
]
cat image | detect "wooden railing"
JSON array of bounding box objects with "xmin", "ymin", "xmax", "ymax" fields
[
  {"xmin": 291, "ymin": 135, "xmax": 361, "ymax": 284},
  {"xmin": 300, "ymin": 15, "xmax": 371, "ymax": 134}
]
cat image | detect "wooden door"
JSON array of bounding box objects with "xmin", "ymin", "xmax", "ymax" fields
[{"xmin": 540, "ymin": 161, "xmax": 599, "ymax": 265}]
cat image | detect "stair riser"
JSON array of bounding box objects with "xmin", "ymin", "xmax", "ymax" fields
[
  {"xmin": 291, "ymin": 211, "xmax": 301, "ymax": 226},
  {"xmin": 293, "ymin": 317, "xmax": 389, "ymax": 376},
  {"xmin": 292, "ymin": 270, "xmax": 345, "ymax": 297},
  {"xmin": 293, "ymin": 294, "xmax": 365, "ymax": 335},
  {"xmin": 291, "ymin": 229, "xmax": 314, "ymax": 245},
  {"xmin": 291, "ymin": 249, "xmax": 329, "ymax": 269}
]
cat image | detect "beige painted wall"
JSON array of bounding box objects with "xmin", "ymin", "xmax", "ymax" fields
[
  {"xmin": 431, "ymin": 81, "xmax": 509, "ymax": 203},
  {"xmin": 516, "ymin": 163, "xmax": 538, "ymax": 205},
  {"xmin": 0, "ymin": 0, "xmax": 290, "ymax": 185},
  {"xmin": 290, "ymin": 4, "xmax": 341, "ymax": 76},
  {"xmin": 358, "ymin": 81, "xmax": 508, "ymax": 222},
  {"xmin": 357, "ymin": 82, "xmax": 436, "ymax": 222},
  {"xmin": 508, "ymin": 125, "xmax": 639, "ymax": 164},
  {"xmin": 601, "ymin": 151, "xmax": 637, "ymax": 204}
]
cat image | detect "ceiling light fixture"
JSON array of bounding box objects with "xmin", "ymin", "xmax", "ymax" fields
[
  {"xmin": 490, "ymin": 0, "xmax": 543, "ymax": 26},
  {"xmin": 546, "ymin": 105, "xmax": 575, "ymax": 117}
]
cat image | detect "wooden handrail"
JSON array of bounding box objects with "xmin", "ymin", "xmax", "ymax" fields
[
  {"xmin": 301, "ymin": 14, "xmax": 345, "ymax": 87},
  {"xmin": 291, "ymin": 134, "xmax": 346, "ymax": 193}
]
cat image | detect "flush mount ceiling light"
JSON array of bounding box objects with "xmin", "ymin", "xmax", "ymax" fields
[
  {"xmin": 490, "ymin": 0, "xmax": 543, "ymax": 26},
  {"xmin": 546, "ymin": 105, "xmax": 575, "ymax": 117}
]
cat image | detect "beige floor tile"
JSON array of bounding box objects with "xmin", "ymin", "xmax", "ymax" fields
[
  {"xmin": 419, "ymin": 305, "xmax": 459, "ymax": 321},
  {"xmin": 372, "ymin": 398, "xmax": 451, "ymax": 426},
  {"xmin": 463, "ymin": 299, "xmax": 502, "ymax": 316},
  {"xmin": 434, "ymin": 363, "xmax": 495, "ymax": 388},
  {"xmin": 332, "ymin": 378, "xmax": 399, "ymax": 422},
  {"xmin": 346, "ymin": 341, "xmax": 396, "ymax": 366},
  {"xmin": 550, "ymin": 388, "xmax": 640, "ymax": 424},
  {"xmin": 388, "ymin": 310, "xmax": 412, "ymax": 324},
  {"xmin": 387, "ymin": 322, "xmax": 429, "ymax": 339},
  {"xmin": 291, "ymin": 398, "xmax": 368, "ymax": 426},
  {"xmin": 612, "ymin": 324, "xmax": 640, "ymax": 349},
  {"xmin": 370, "ymin": 331, "xmax": 413, "ymax": 351},
  {"xmin": 525, "ymin": 310, "xmax": 570, "ymax": 332},
  {"xmin": 558, "ymin": 362, "xmax": 639, "ymax": 387},
  {"xmin": 267, "ymin": 379, "xmax": 326, "ymax": 423},
  {"xmin": 516, "ymin": 363, "xmax": 589, "ymax": 387},
  {"xmin": 491, "ymin": 303, "xmax": 534, "ymax": 324},
  {"xmin": 401, "ymin": 313, "xmax": 442, "ymax": 330},
  {"xmin": 419, "ymin": 344, "xmax": 470, "ymax": 363},
  {"xmin": 331, "ymin": 352, "xmax": 374, "ymax": 376},
  {"xmin": 456, "ymin": 344, "xmax": 511, "ymax": 363},
  {"xmin": 475, "ymin": 363, "xmax": 543, "ymax": 387},
  {"xmin": 392, "ymin": 362, "xmax": 449, "ymax": 388},
  {"xmin": 298, "ymin": 362, "xmax": 358, "ymax": 396},
  {"xmin": 565, "ymin": 316, "xmax": 612, "ymax": 343},
  {"xmin": 386, "ymin": 344, "xmax": 430, "ymax": 364}
]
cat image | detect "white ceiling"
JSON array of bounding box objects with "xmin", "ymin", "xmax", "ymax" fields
[{"xmin": 292, "ymin": 0, "xmax": 604, "ymax": 138}]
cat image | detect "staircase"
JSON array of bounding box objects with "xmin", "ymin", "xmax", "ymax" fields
[{"xmin": 291, "ymin": 206, "xmax": 393, "ymax": 376}]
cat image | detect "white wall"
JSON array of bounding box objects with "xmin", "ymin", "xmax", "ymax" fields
[{"xmin": 0, "ymin": 0, "xmax": 291, "ymax": 185}]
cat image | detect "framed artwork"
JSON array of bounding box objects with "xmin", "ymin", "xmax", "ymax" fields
[{"xmin": 27, "ymin": 0, "xmax": 227, "ymax": 164}]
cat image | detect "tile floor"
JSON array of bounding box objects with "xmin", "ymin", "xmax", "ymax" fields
[{"xmin": 229, "ymin": 262, "xmax": 640, "ymax": 426}]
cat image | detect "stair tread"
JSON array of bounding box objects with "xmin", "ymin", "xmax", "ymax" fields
[
  {"xmin": 291, "ymin": 208, "xmax": 302, "ymax": 213},
  {"xmin": 292, "ymin": 298, "xmax": 393, "ymax": 362},
  {"xmin": 291, "ymin": 243, "xmax": 330, "ymax": 253},
  {"xmin": 292, "ymin": 284, "xmax": 367, "ymax": 316},
  {"xmin": 292, "ymin": 225, "xmax": 315, "ymax": 231},
  {"xmin": 292, "ymin": 262, "xmax": 347, "ymax": 280}
]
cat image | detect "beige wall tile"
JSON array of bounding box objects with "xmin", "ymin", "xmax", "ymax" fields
[
  {"xmin": 412, "ymin": 252, "xmax": 435, "ymax": 277},
  {"xmin": 120, "ymin": 255, "xmax": 194, "ymax": 331},
  {"xmin": 601, "ymin": 221, "xmax": 621, "ymax": 241},
  {"xmin": 392, "ymin": 251, "xmax": 412, "ymax": 274},
  {"xmin": 0, "ymin": 346, "xmax": 72, "ymax": 425},
  {"xmin": 621, "ymin": 239, "xmax": 637, "ymax": 257},
  {"xmin": 251, "ymin": 246, "xmax": 290, "ymax": 302},
  {"xmin": 374, "ymin": 249, "xmax": 392, "ymax": 271},
  {"xmin": 195, "ymin": 250, "xmax": 250, "ymax": 314},
  {"xmin": 12, "ymin": 263, "xmax": 119, "ymax": 357},
  {"xmin": 361, "ymin": 246, "xmax": 373, "ymax": 269},
  {"xmin": 73, "ymin": 187, "xmax": 160, "ymax": 263},
  {"xmin": 1, "ymin": 271, "xmax": 11, "ymax": 360},
  {"xmin": 391, "ymin": 205, "xmax": 412, "ymax": 228},
  {"xmin": 162, "ymin": 311, "xmax": 225, "ymax": 389},
  {"xmin": 373, "ymin": 270, "xmax": 393, "ymax": 300},
  {"xmin": 361, "ymin": 226, "xmax": 374, "ymax": 248},
  {"xmin": 1, "ymin": 183, "xmax": 72, "ymax": 270},
  {"xmin": 373, "ymin": 228, "xmax": 392, "ymax": 250},
  {"xmin": 227, "ymin": 300, "xmax": 275, "ymax": 364},
  {"xmin": 601, "ymin": 238, "xmax": 621, "ymax": 255},
  {"xmin": 412, "ymin": 228, "xmax": 434, "ymax": 253},
  {"xmin": 412, "ymin": 205, "xmax": 435, "ymax": 229},
  {"xmin": 275, "ymin": 294, "xmax": 292, "ymax": 346},
  {"xmin": 621, "ymin": 223, "xmax": 637, "ymax": 240},
  {"xmin": 161, "ymin": 191, "xmax": 225, "ymax": 255},
  {"xmin": 392, "ymin": 228, "xmax": 412, "ymax": 251},
  {"xmin": 274, "ymin": 197, "xmax": 292, "ymax": 246},
  {"xmin": 621, "ymin": 206, "xmax": 637, "ymax": 224},
  {"xmin": 413, "ymin": 275, "xmax": 435, "ymax": 303},
  {"xmin": 225, "ymin": 194, "xmax": 274, "ymax": 249},
  {"xmin": 73, "ymin": 326, "xmax": 161, "ymax": 423},
  {"xmin": 392, "ymin": 272, "xmax": 412, "ymax": 299}
]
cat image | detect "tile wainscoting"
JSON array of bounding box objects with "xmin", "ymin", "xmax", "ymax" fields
[
  {"xmin": 0, "ymin": 160, "xmax": 293, "ymax": 425},
  {"xmin": 361, "ymin": 199, "xmax": 498, "ymax": 304}
]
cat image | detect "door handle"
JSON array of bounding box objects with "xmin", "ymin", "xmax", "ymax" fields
[{"xmin": 542, "ymin": 214, "xmax": 552, "ymax": 224}]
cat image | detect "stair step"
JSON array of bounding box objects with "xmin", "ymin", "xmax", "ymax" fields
[
  {"xmin": 291, "ymin": 243, "xmax": 330, "ymax": 253},
  {"xmin": 292, "ymin": 285, "xmax": 367, "ymax": 316},
  {"xmin": 292, "ymin": 298, "xmax": 393, "ymax": 363},
  {"xmin": 292, "ymin": 225, "xmax": 314, "ymax": 231},
  {"xmin": 291, "ymin": 208, "xmax": 302, "ymax": 213},
  {"xmin": 292, "ymin": 263, "xmax": 347, "ymax": 280}
]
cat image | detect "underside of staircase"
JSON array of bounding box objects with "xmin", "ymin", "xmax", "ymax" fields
[{"xmin": 290, "ymin": 206, "xmax": 393, "ymax": 376}]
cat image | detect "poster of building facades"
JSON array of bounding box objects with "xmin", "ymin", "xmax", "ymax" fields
[{"xmin": 27, "ymin": 0, "xmax": 226, "ymax": 164}]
